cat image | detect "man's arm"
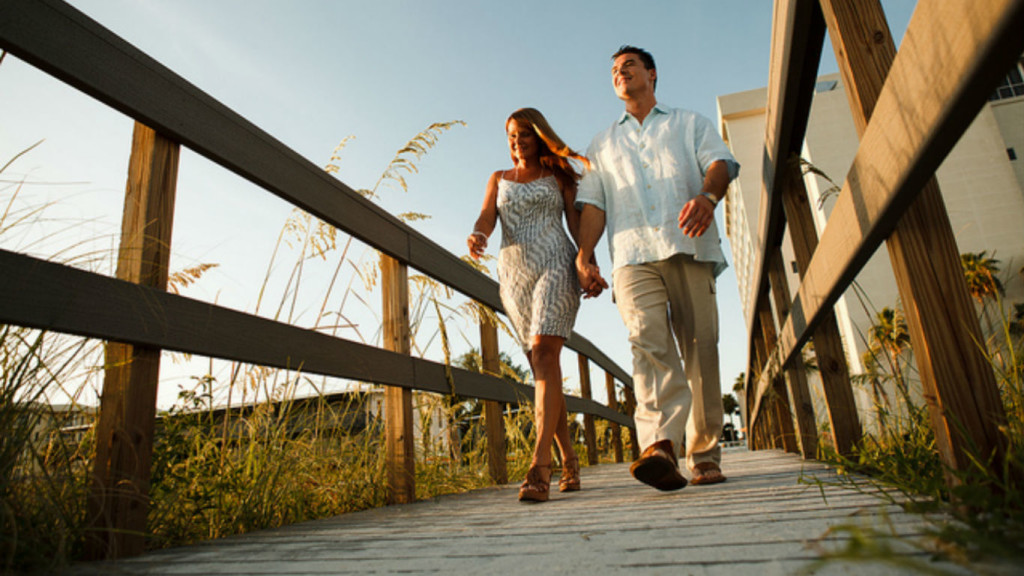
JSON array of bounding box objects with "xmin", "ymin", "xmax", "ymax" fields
[
  {"xmin": 575, "ymin": 203, "xmax": 609, "ymax": 297},
  {"xmin": 678, "ymin": 159, "xmax": 730, "ymax": 238}
]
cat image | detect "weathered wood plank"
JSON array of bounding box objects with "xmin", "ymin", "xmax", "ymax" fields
[
  {"xmin": 577, "ymin": 354, "xmax": 598, "ymax": 466},
  {"xmin": 381, "ymin": 255, "xmax": 415, "ymax": 505},
  {"xmin": 817, "ymin": 0, "xmax": 1011, "ymax": 476},
  {"xmin": 0, "ymin": 248, "xmax": 631, "ymax": 426},
  {"xmin": 85, "ymin": 123, "xmax": 178, "ymax": 559},
  {"xmin": 65, "ymin": 450, "xmax": 967, "ymax": 576},
  {"xmin": 605, "ymin": 371, "xmax": 624, "ymax": 463},
  {"xmin": 0, "ymin": 0, "xmax": 632, "ymax": 388},
  {"xmin": 766, "ymin": 250, "xmax": 817, "ymax": 458},
  {"xmin": 479, "ymin": 315, "xmax": 507, "ymax": 484}
]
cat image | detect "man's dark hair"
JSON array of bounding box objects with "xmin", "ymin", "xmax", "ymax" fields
[{"xmin": 612, "ymin": 45, "xmax": 656, "ymax": 91}]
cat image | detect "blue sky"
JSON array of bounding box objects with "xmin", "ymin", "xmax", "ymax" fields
[{"xmin": 0, "ymin": 1, "xmax": 917, "ymax": 408}]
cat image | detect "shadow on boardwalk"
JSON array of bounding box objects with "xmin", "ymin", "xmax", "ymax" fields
[{"xmin": 67, "ymin": 448, "xmax": 974, "ymax": 575}]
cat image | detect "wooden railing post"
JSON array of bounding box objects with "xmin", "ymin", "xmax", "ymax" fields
[
  {"xmin": 624, "ymin": 388, "xmax": 641, "ymax": 460},
  {"xmin": 604, "ymin": 371, "xmax": 624, "ymax": 463},
  {"xmin": 381, "ymin": 254, "xmax": 415, "ymax": 504},
  {"xmin": 86, "ymin": 122, "xmax": 179, "ymax": 559},
  {"xmin": 767, "ymin": 250, "xmax": 819, "ymax": 459},
  {"xmin": 479, "ymin": 312, "xmax": 507, "ymax": 484},
  {"xmin": 820, "ymin": 0, "xmax": 1008, "ymax": 477},
  {"xmin": 757, "ymin": 291, "xmax": 799, "ymax": 454},
  {"xmin": 751, "ymin": 318, "xmax": 784, "ymax": 448},
  {"xmin": 577, "ymin": 354, "xmax": 598, "ymax": 465},
  {"xmin": 780, "ymin": 160, "xmax": 862, "ymax": 456}
]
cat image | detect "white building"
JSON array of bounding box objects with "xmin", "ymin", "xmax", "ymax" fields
[{"xmin": 718, "ymin": 60, "xmax": 1024, "ymax": 423}]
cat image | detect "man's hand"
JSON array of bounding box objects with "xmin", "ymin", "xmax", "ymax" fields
[
  {"xmin": 576, "ymin": 253, "xmax": 609, "ymax": 298},
  {"xmin": 678, "ymin": 195, "xmax": 716, "ymax": 238}
]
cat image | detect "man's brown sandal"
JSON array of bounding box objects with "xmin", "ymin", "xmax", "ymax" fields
[
  {"xmin": 629, "ymin": 439, "xmax": 687, "ymax": 491},
  {"xmin": 558, "ymin": 457, "xmax": 581, "ymax": 492},
  {"xmin": 690, "ymin": 462, "xmax": 727, "ymax": 485},
  {"xmin": 518, "ymin": 464, "xmax": 552, "ymax": 502}
]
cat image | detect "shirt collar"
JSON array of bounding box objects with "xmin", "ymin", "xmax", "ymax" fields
[{"xmin": 618, "ymin": 102, "xmax": 669, "ymax": 125}]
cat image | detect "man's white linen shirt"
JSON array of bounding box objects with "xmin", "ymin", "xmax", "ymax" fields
[{"xmin": 576, "ymin": 103, "xmax": 739, "ymax": 277}]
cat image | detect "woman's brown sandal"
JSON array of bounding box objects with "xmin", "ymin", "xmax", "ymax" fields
[
  {"xmin": 559, "ymin": 457, "xmax": 581, "ymax": 492},
  {"xmin": 518, "ymin": 464, "xmax": 552, "ymax": 503}
]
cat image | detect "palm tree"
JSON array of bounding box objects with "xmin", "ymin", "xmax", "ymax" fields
[
  {"xmin": 961, "ymin": 251, "xmax": 1005, "ymax": 340},
  {"xmin": 866, "ymin": 306, "xmax": 914, "ymax": 411},
  {"xmin": 721, "ymin": 393, "xmax": 739, "ymax": 427},
  {"xmin": 961, "ymin": 251, "xmax": 1004, "ymax": 304}
]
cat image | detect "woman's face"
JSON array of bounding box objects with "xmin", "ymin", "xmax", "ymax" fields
[{"xmin": 507, "ymin": 119, "xmax": 539, "ymax": 163}]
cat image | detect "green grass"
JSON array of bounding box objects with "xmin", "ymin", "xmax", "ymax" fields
[{"xmin": 805, "ymin": 296, "xmax": 1024, "ymax": 573}]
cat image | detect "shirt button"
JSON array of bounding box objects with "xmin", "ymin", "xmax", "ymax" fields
[{"xmin": 650, "ymin": 205, "xmax": 656, "ymax": 210}]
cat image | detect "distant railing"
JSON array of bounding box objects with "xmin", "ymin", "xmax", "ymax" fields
[
  {"xmin": 0, "ymin": 0, "xmax": 638, "ymax": 559},
  {"xmin": 743, "ymin": 0, "xmax": 1020, "ymax": 476}
]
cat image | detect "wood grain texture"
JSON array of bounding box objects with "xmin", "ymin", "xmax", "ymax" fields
[
  {"xmin": 479, "ymin": 316, "xmax": 507, "ymax": 484},
  {"xmin": 0, "ymin": 248, "xmax": 634, "ymax": 426},
  {"xmin": 381, "ymin": 256, "xmax": 415, "ymax": 505},
  {"xmin": 605, "ymin": 371, "xmax": 624, "ymax": 463},
  {"xmin": 577, "ymin": 355, "xmax": 598, "ymax": 466},
  {"xmin": 64, "ymin": 450, "xmax": 971, "ymax": 576},
  {"xmin": 780, "ymin": 160, "xmax": 860, "ymax": 455},
  {"xmin": 86, "ymin": 124, "xmax": 178, "ymax": 560},
  {"xmin": 766, "ymin": 251, "xmax": 818, "ymax": 459}
]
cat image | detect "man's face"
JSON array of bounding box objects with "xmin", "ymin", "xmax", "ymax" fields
[{"xmin": 612, "ymin": 53, "xmax": 655, "ymax": 100}]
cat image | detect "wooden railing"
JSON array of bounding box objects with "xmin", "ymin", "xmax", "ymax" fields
[
  {"xmin": 0, "ymin": 0, "xmax": 636, "ymax": 559},
  {"xmin": 744, "ymin": 0, "xmax": 1022, "ymax": 479}
]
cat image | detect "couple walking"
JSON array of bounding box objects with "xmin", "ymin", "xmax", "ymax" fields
[{"xmin": 468, "ymin": 46, "xmax": 740, "ymax": 502}]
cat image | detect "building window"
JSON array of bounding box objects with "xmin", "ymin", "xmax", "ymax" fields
[
  {"xmin": 791, "ymin": 260, "xmax": 799, "ymax": 274},
  {"xmin": 1009, "ymin": 148, "xmax": 1018, "ymax": 161},
  {"xmin": 989, "ymin": 57, "xmax": 1024, "ymax": 102}
]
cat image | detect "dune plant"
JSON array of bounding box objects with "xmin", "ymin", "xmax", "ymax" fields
[
  {"xmin": 807, "ymin": 275, "xmax": 1024, "ymax": 572},
  {"xmin": 0, "ymin": 146, "xmax": 109, "ymax": 573}
]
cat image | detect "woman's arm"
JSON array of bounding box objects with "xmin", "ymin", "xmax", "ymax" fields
[
  {"xmin": 468, "ymin": 171, "xmax": 500, "ymax": 259},
  {"xmin": 561, "ymin": 178, "xmax": 582, "ymax": 248}
]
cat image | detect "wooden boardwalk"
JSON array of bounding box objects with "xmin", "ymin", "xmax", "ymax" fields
[{"xmin": 67, "ymin": 448, "xmax": 974, "ymax": 575}]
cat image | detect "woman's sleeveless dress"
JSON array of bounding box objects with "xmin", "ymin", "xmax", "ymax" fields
[{"xmin": 496, "ymin": 174, "xmax": 581, "ymax": 350}]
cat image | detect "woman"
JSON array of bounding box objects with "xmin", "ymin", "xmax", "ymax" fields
[{"xmin": 468, "ymin": 108, "xmax": 592, "ymax": 503}]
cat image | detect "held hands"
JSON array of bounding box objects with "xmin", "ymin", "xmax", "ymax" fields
[
  {"xmin": 467, "ymin": 231, "xmax": 487, "ymax": 260},
  {"xmin": 575, "ymin": 253, "xmax": 608, "ymax": 299},
  {"xmin": 678, "ymin": 194, "xmax": 716, "ymax": 238}
]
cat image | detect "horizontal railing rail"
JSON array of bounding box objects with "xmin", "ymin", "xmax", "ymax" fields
[{"xmin": 0, "ymin": 249, "xmax": 626, "ymax": 423}]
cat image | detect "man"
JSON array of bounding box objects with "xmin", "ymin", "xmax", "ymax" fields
[{"xmin": 576, "ymin": 46, "xmax": 738, "ymax": 490}]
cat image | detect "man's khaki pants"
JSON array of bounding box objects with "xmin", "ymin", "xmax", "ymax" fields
[{"xmin": 612, "ymin": 253, "xmax": 723, "ymax": 472}]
